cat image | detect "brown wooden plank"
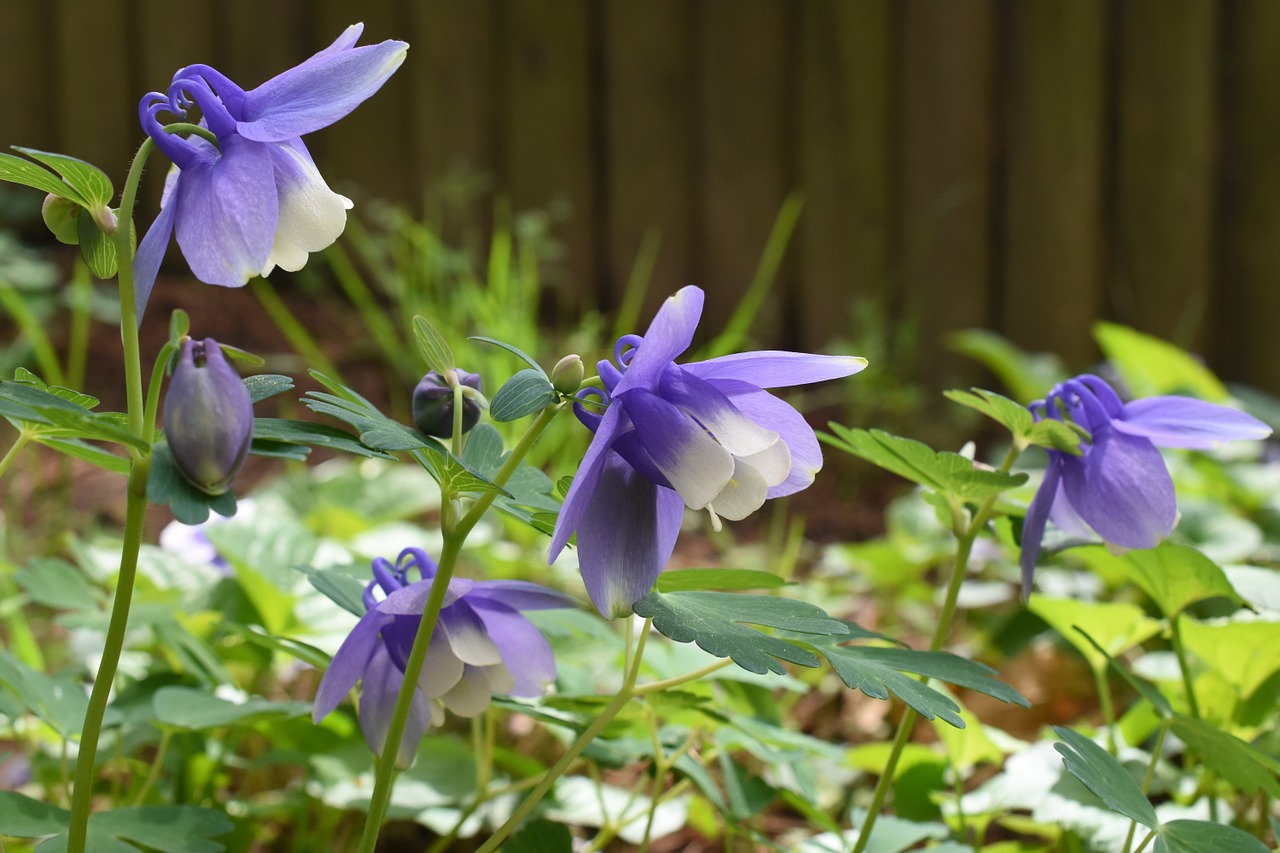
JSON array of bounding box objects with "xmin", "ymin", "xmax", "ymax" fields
[
  {"xmin": 696, "ymin": 0, "xmax": 791, "ymax": 342},
  {"xmin": 796, "ymin": 0, "xmax": 894, "ymax": 351},
  {"xmin": 600, "ymin": 0, "xmax": 695, "ymax": 322},
  {"xmin": 502, "ymin": 0, "xmax": 597, "ymax": 315},
  {"xmin": 0, "ymin": 0, "xmax": 56, "ymax": 152},
  {"xmin": 1000, "ymin": 0, "xmax": 1107, "ymax": 370},
  {"xmin": 1113, "ymin": 0, "xmax": 1219, "ymax": 350},
  {"xmin": 1214, "ymin": 0, "xmax": 1280, "ymax": 391},
  {"xmin": 219, "ymin": 0, "xmax": 311, "ymax": 94},
  {"xmin": 405, "ymin": 0, "xmax": 499, "ymax": 214},
  {"xmin": 53, "ymin": 0, "xmax": 134, "ymax": 185},
  {"xmin": 899, "ymin": 0, "xmax": 996, "ymax": 383}
]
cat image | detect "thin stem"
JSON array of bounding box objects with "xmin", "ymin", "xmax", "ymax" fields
[
  {"xmin": 1122, "ymin": 719, "xmax": 1171, "ymax": 853},
  {"xmin": 142, "ymin": 342, "xmax": 177, "ymax": 438},
  {"xmin": 66, "ymin": 458, "xmax": 151, "ymax": 851},
  {"xmin": 1093, "ymin": 664, "xmax": 1118, "ymax": 754},
  {"xmin": 1170, "ymin": 616, "xmax": 1218, "ymax": 820},
  {"xmin": 114, "ymin": 138, "xmax": 154, "ymax": 439},
  {"xmin": 0, "ymin": 432, "xmax": 32, "ymax": 480},
  {"xmin": 130, "ymin": 730, "xmax": 172, "ymax": 806}
]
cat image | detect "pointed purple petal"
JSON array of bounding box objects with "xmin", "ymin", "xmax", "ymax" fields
[
  {"xmin": 469, "ymin": 580, "xmax": 577, "ymax": 612},
  {"xmin": 619, "ymin": 387, "xmax": 734, "ymax": 510},
  {"xmin": 238, "ymin": 39, "xmax": 408, "ymax": 142},
  {"xmin": 132, "ymin": 194, "xmax": 177, "ymax": 322},
  {"xmin": 684, "ymin": 351, "xmax": 867, "ymax": 388},
  {"xmin": 550, "ymin": 404, "xmax": 626, "ymax": 560},
  {"xmin": 470, "ymin": 599, "xmax": 558, "ymax": 696},
  {"xmin": 1061, "ymin": 429, "xmax": 1177, "ymax": 550},
  {"xmin": 577, "ymin": 453, "xmax": 684, "ymax": 618},
  {"xmin": 614, "ymin": 286, "xmax": 704, "ymax": 393},
  {"xmin": 378, "ymin": 576, "xmax": 473, "ymax": 615},
  {"xmin": 714, "ymin": 385, "xmax": 821, "ymax": 497},
  {"xmin": 312, "ymin": 609, "xmax": 388, "ymax": 721},
  {"xmin": 1114, "ymin": 396, "xmax": 1272, "ymax": 450},
  {"xmin": 172, "ymin": 136, "xmax": 277, "ymax": 286},
  {"xmin": 658, "ymin": 368, "xmax": 778, "ymax": 456},
  {"xmin": 359, "ymin": 645, "xmax": 432, "ymax": 767},
  {"xmin": 1019, "ymin": 455, "xmax": 1062, "ymax": 599}
]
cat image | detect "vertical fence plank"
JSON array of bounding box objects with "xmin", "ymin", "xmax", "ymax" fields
[
  {"xmin": 600, "ymin": 0, "xmax": 695, "ymax": 320},
  {"xmin": 1113, "ymin": 0, "xmax": 1219, "ymax": 349},
  {"xmin": 53, "ymin": 0, "xmax": 134, "ymax": 178},
  {"xmin": 1215, "ymin": 0, "xmax": 1280, "ymax": 390},
  {"xmin": 899, "ymin": 0, "xmax": 997, "ymax": 382},
  {"xmin": 696, "ymin": 0, "xmax": 791, "ymax": 340},
  {"xmin": 796, "ymin": 0, "xmax": 894, "ymax": 351},
  {"xmin": 0, "ymin": 1, "xmax": 56, "ymax": 156},
  {"xmin": 502, "ymin": 0, "xmax": 597, "ymax": 313},
  {"xmin": 406, "ymin": 0, "xmax": 499, "ymax": 207},
  {"xmin": 1000, "ymin": 0, "xmax": 1107, "ymax": 371},
  {"xmin": 220, "ymin": 0, "xmax": 312, "ymax": 91}
]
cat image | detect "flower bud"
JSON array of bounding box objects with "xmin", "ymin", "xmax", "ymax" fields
[
  {"xmin": 550, "ymin": 354, "xmax": 585, "ymax": 395},
  {"xmin": 412, "ymin": 370, "xmax": 483, "ymax": 438},
  {"xmin": 164, "ymin": 338, "xmax": 254, "ymax": 495}
]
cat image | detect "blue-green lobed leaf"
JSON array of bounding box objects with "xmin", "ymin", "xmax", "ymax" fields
[
  {"xmin": 1053, "ymin": 725, "xmax": 1158, "ymax": 829},
  {"xmin": 490, "ymin": 368, "xmax": 559, "ymax": 421}
]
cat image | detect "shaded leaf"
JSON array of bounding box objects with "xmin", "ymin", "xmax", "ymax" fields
[
  {"xmin": 412, "ymin": 315, "xmax": 455, "ymax": 376},
  {"xmin": 1169, "ymin": 715, "xmax": 1280, "ymax": 797},
  {"xmin": 152, "ymin": 686, "xmax": 311, "ymax": 730},
  {"xmin": 302, "ymin": 564, "xmax": 368, "ymax": 618},
  {"xmin": 251, "ymin": 418, "xmax": 393, "ymax": 460},
  {"xmin": 490, "ymin": 368, "xmax": 558, "ymax": 421},
  {"xmin": 146, "ymin": 441, "xmax": 237, "ymax": 525},
  {"xmin": 0, "ymin": 791, "xmax": 69, "ymax": 837},
  {"xmin": 243, "ymin": 374, "xmax": 294, "ymax": 404},
  {"xmin": 1155, "ymin": 819, "xmax": 1270, "ymax": 853},
  {"xmin": 503, "ymin": 819, "xmax": 574, "ymax": 853},
  {"xmin": 1053, "ymin": 725, "xmax": 1157, "ymax": 829}
]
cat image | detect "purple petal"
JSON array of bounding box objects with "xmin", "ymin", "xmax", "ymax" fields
[
  {"xmin": 238, "ymin": 38, "xmax": 408, "ymax": 142},
  {"xmin": 469, "ymin": 580, "xmax": 577, "ymax": 612},
  {"xmin": 684, "ymin": 351, "xmax": 867, "ymax": 388},
  {"xmin": 615, "ymin": 286, "xmax": 704, "ymax": 393},
  {"xmin": 312, "ymin": 609, "xmax": 387, "ymax": 721},
  {"xmin": 550, "ymin": 404, "xmax": 626, "ymax": 561},
  {"xmin": 358, "ymin": 645, "xmax": 432, "ymax": 767},
  {"xmin": 262, "ymin": 138, "xmax": 352, "ymax": 274},
  {"xmin": 438, "ymin": 601, "xmax": 504, "ymax": 667},
  {"xmin": 132, "ymin": 193, "xmax": 177, "ymax": 321},
  {"xmin": 1019, "ymin": 455, "xmax": 1062, "ymax": 599},
  {"xmin": 1114, "ymin": 397, "xmax": 1272, "ymax": 450},
  {"xmin": 378, "ymin": 576, "xmax": 474, "ymax": 615},
  {"xmin": 470, "ymin": 599, "xmax": 557, "ymax": 696},
  {"xmin": 172, "ymin": 136, "xmax": 277, "ymax": 286},
  {"xmin": 658, "ymin": 368, "xmax": 778, "ymax": 457},
  {"xmin": 714, "ymin": 385, "xmax": 820, "ymax": 497},
  {"xmin": 620, "ymin": 387, "xmax": 734, "ymax": 510},
  {"xmin": 577, "ymin": 452, "xmax": 685, "ymax": 618},
  {"xmin": 1061, "ymin": 429, "xmax": 1177, "ymax": 550}
]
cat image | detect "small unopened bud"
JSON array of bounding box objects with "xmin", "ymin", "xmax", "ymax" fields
[
  {"xmin": 164, "ymin": 338, "xmax": 254, "ymax": 495},
  {"xmin": 412, "ymin": 370, "xmax": 484, "ymax": 438},
  {"xmin": 550, "ymin": 354, "xmax": 585, "ymax": 395}
]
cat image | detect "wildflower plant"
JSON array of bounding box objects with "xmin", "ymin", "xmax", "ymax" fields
[{"xmin": 0, "ymin": 21, "xmax": 1278, "ymax": 853}]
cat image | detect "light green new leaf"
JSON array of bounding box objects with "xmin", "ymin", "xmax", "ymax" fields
[
  {"xmin": 1053, "ymin": 725, "xmax": 1158, "ymax": 829},
  {"xmin": 412, "ymin": 314, "xmax": 455, "ymax": 376},
  {"xmin": 656, "ymin": 569, "xmax": 788, "ymax": 593},
  {"xmin": 490, "ymin": 368, "xmax": 558, "ymax": 421},
  {"xmin": 1028, "ymin": 596, "xmax": 1162, "ymax": 673},
  {"xmin": 633, "ymin": 590, "xmax": 849, "ymax": 675},
  {"xmin": 77, "ymin": 211, "xmax": 116, "ymax": 279},
  {"xmin": 1122, "ymin": 544, "xmax": 1238, "ymax": 619},
  {"xmin": 1178, "ymin": 615, "xmax": 1280, "ymax": 699},
  {"xmin": 0, "ymin": 152, "xmax": 88, "ymax": 203},
  {"xmin": 1169, "ymin": 714, "xmax": 1280, "ymax": 797},
  {"xmin": 1093, "ymin": 322, "xmax": 1228, "ymax": 401},
  {"xmin": 13, "ymin": 147, "xmax": 114, "ymax": 209}
]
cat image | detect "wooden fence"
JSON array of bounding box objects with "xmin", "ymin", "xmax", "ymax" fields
[{"xmin": 3, "ymin": 0, "xmax": 1280, "ymax": 392}]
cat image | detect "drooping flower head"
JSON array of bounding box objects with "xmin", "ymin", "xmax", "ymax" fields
[
  {"xmin": 133, "ymin": 24, "xmax": 408, "ymax": 317},
  {"xmin": 312, "ymin": 548, "xmax": 574, "ymax": 768},
  {"xmin": 411, "ymin": 369, "xmax": 485, "ymax": 438},
  {"xmin": 549, "ymin": 286, "xmax": 867, "ymax": 618},
  {"xmin": 1020, "ymin": 374, "xmax": 1271, "ymax": 596},
  {"xmin": 163, "ymin": 337, "xmax": 254, "ymax": 495}
]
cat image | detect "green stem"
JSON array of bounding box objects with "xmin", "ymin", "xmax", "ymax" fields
[
  {"xmin": 0, "ymin": 431, "xmax": 32, "ymax": 480},
  {"xmin": 1122, "ymin": 719, "xmax": 1171, "ymax": 853},
  {"xmin": 1094, "ymin": 664, "xmax": 1119, "ymax": 754},
  {"xmin": 143, "ymin": 342, "xmax": 177, "ymax": 436},
  {"xmin": 66, "ymin": 459, "xmax": 150, "ymax": 850},
  {"xmin": 851, "ymin": 444, "xmax": 1022, "ymax": 853},
  {"xmin": 114, "ymin": 139, "xmax": 153, "ymax": 438},
  {"xmin": 356, "ymin": 404, "xmax": 564, "ymax": 852},
  {"xmin": 130, "ymin": 730, "xmax": 172, "ymax": 806},
  {"xmin": 1170, "ymin": 616, "xmax": 1218, "ymax": 820}
]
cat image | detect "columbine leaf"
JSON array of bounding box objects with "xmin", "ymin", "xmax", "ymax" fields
[
  {"xmin": 503, "ymin": 820, "xmax": 574, "ymax": 853},
  {"xmin": 1155, "ymin": 819, "xmax": 1271, "ymax": 853},
  {"xmin": 821, "ymin": 425, "xmax": 1026, "ymax": 501},
  {"xmin": 252, "ymin": 418, "xmax": 393, "ymax": 460},
  {"xmin": 13, "ymin": 147, "xmax": 113, "ymax": 209},
  {"xmin": 0, "ymin": 151, "xmax": 87, "ymax": 202},
  {"xmin": 243, "ymin": 374, "xmax": 294, "ymax": 404},
  {"xmin": 152, "ymin": 686, "xmax": 311, "ymax": 730},
  {"xmin": 412, "ymin": 315, "xmax": 455, "ymax": 376},
  {"xmin": 302, "ymin": 564, "xmax": 368, "ymax": 617},
  {"xmin": 1053, "ymin": 725, "xmax": 1158, "ymax": 829},
  {"xmin": 469, "ymin": 336, "xmax": 547, "ymax": 377},
  {"xmin": 36, "ymin": 437, "xmax": 129, "ymax": 474},
  {"xmin": 77, "ymin": 210, "xmax": 117, "ymax": 279},
  {"xmin": 146, "ymin": 441, "xmax": 237, "ymax": 525},
  {"xmin": 945, "ymin": 388, "xmax": 1033, "ymax": 435},
  {"xmin": 490, "ymin": 368, "xmax": 559, "ymax": 422},
  {"xmin": 0, "ymin": 791, "xmax": 69, "ymax": 837},
  {"xmin": 633, "ymin": 590, "xmax": 849, "ymax": 675},
  {"xmin": 0, "ymin": 381, "xmax": 143, "ymax": 450},
  {"xmin": 801, "ymin": 631, "xmax": 1028, "ymax": 728},
  {"xmin": 656, "ymin": 569, "xmax": 789, "ymax": 593},
  {"xmin": 1121, "ymin": 544, "xmax": 1239, "ymax": 619},
  {"xmin": 72, "ymin": 805, "xmax": 235, "ymax": 853},
  {"xmin": 1169, "ymin": 715, "xmax": 1280, "ymax": 797}
]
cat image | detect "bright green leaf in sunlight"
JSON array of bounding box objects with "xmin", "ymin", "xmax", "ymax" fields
[
  {"xmin": 1121, "ymin": 544, "xmax": 1238, "ymax": 619},
  {"xmin": 944, "ymin": 388, "xmax": 1083, "ymax": 454},
  {"xmin": 1093, "ymin": 322, "xmax": 1228, "ymax": 401},
  {"xmin": 412, "ymin": 314, "xmax": 455, "ymax": 376},
  {"xmin": 1169, "ymin": 715, "xmax": 1280, "ymax": 797},
  {"xmin": 655, "ymin": 569, "xmax": 788, "ymax": 593},
  {"xmin": 1178, "ymin": 615, "xmax": 1280, "ymax": 699},
  {"xmin": 1028, "ymin": 596, "xmax": 1162, "ymax": 673},
  {"xmin": 1052, "ymin": 725, "xmax": 1157, "ymax": 829}
]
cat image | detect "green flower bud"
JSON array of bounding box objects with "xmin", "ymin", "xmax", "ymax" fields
[{"xmin": 550, "ymin": 354, "xmax": 585, "ymax": 395}]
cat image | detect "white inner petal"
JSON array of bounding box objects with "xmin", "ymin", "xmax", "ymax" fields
[
  {"xmin": 665, "ymin": 427, "xmax": 735, "ymax": 511},
  {"xmin": 417, "ymin": 636, "xmax": 464, "ymax": 699},
  {"xmin": 476, "ymin": 663, "xmax": 515, "ymax": 696},
  {"xmin": 263, "ymin": 145, "xmax": 353, "ymax": 276},
  {"xmin": 705, "ymin": 457, "xmax": 770, "ymax": 522},
  {"xmin": 440, "ymin": 613, "xmax": 505, "ymax": 667},
  {"xmin": 698, "ymin": 402, "xmax": 780, "ymax": 457},
  {"xmin": 739, "ymin": 439, "xmax": 791, "ymax": 488},
  {"xmin": 441, "ymin": 666, "xmax": 495, "ymax": 717}
]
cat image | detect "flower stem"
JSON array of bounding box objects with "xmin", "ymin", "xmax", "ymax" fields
[
  {"xmin": 66, "ymin": 458, "xmax": 150, "ymax": 851},
  {"xmin": 0, "ymin": 431, "xmax": 32, "ymax": 480},
  {"xmin": 1170, "ymin": 615, "xmax": 1218, "ymax": 820},
  {"xmin": 356, "ymin": 403, "xmax": 565, "ymax": 851},
  {"xmin": 1122, "ymin": 718, "xmax": 1171, "ymax": 853},
  {"xmin": 851, "ymin": 444, "xmax": 1021, "ymax": 853}
]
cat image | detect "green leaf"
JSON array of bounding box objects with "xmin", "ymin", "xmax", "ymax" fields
[
  {"xmin": 1169, "ymin": 714, "xmax": 1280, "ymax": 797},
  {"xmin": 1155, "ymin": 819, "xmax": 1271, "ymax": 853},
  {"xmin": 34, "ymin": 437, "xmax": 129, "ymax": 474},
  {"xmin": 1075, "ymin": 627, "xmax": 1173, "ymax": 718},
  {"xmin": 251, "ymin": 418, "xmax": 394, "ymax": 460},
  {"xmin": 1028, "ymin": 595, "xmax": 1162, "ymax": 673},
  {"xmin": 152, "ymin": 686, "xmax": 311, "ymax": 730},
  {"xmin": 77, "ymin": 209, "xmax": 116, "ymax": 279},
  {"xmin": 412, "ymin": 314, "xmax": 455, "ymax": 375},
  {"xmin": 1121, "ymin": 544, "xmax": 1238, "ymax": 619},
  {"xmin": 633, "ymin": 590, "xmax": 850, "ymax": 675},
  {"xmin": 13, "ymin": 147, "xmax": 113, "ymax": 209},
  {"xmin": 1052, "ymin": 725, "xmax": 1158, "ymax": 829},
  {"xmin": 0, "ymin": 152, "xmax": 87, "ymax": 203},
  {"xmin": 14, "ymin": 558, "xmax": 99, "ymax": 611},
  {"xmin": 490, "ymin": 368, "xmax": 559, "ymax": 421},
  {"xmin": 146, "ymin": 441, "xmax": 237, "ymax": 525},
  {"xmin": 469, "ymin": 335, "xmax": 547, "ymax": 377},
  {"xmin": 802, "ymin": 633, "xmax": 1028, "ymax": 728},
  {"xmin": 503, "ymin": 819, "xmax": 574, "ymax": 853},
  {"xmin": 0, "ymin": 381, "xmax": 144, "ymax": 450},
  {"xmin": 1093, "ymin": 322, "xmax": 1229, "ymax": 401},
  {"xmin": 656, "ymin": 569, "xmax": 789, "ymax": 593},
  {"xmin": 0, "ymin": 791, "xmax": 69, "ymax": 837},
  {"xmin": 1178, "ymin": 615, "xmax": 1280, "ymax": 698},
  {"xmin": 302, "ymin": 564, "xmax": 368, "ymax": 618},
  {"xmin": 944, "ymin": 388, "xmax": 1084, "ymax": 454},
  {"xmin": 821, "ymin": 425, "xmax": 1026, "ymax": 501},
  {"xmin": 948, "ymin": 328, "xmax": 1067, "ymax": 403},
  {"xmin": 41, "ymin": 195, "xmax": 81, "ymax": 244},
  {"xmin": 243, "ymin": 373, "xmax": 294, "ymax": 404}
]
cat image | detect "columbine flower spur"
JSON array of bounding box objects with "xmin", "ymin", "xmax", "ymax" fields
[
  {"xmin": 1019, "ymin": 373, "xmax": 1271, "ymax": 595},
  {"xmin": 549, "ymin": 285, "xmax": 867, "ymax": 618},
  {"xmin": 312, "ymin": 548, "xmax": 574, "ymax": 768},
  {"xmin": 132, "ymin": 23, "xmax": 408, "ymax": 316}
]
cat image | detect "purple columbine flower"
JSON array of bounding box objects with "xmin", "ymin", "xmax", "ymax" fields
[
  {"xmin": 412, "ymin": 369, "xmax": 485, "ymax": 438},
  {"xmin": 132, "ymin": 24, "xmax": 408, "ymax": 317},
  {"xmin": 548, "ymin": 286, "xmax": 867, "ymax": 618},
  {"xmin": 312, "ymin": 548, "xmax": 574, "ymax": 768},
  {"xmin": 1020, "ymin": 374, "xmax": 1271, "ymax": 596},
  {"xmin": 164, "ymin": 337, "xmax": 254, "ymax": 495}
]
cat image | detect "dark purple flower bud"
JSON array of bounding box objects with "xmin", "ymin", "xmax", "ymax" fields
[
  {"xmin": 412, "ymin": 370, "xmax": 483, "ymax": 438},
  {"xmin": 164, "ymin": 337, "xmax": 254, "ymax": 495}
]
